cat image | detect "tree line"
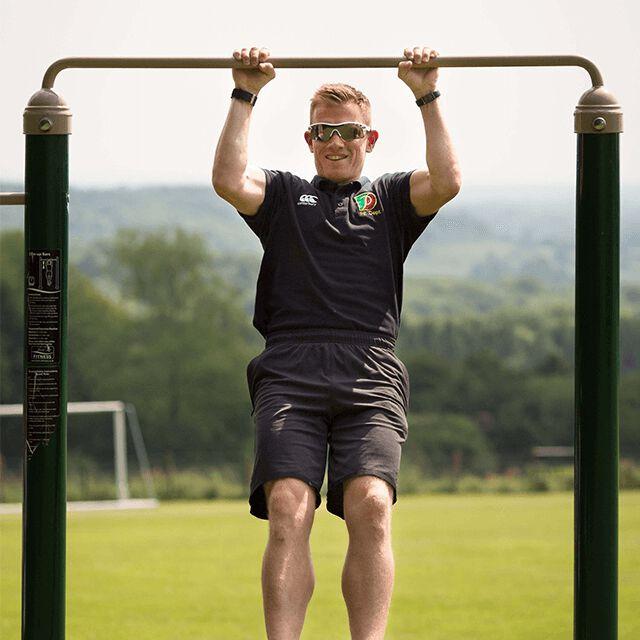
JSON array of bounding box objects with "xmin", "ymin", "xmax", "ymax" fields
[{"xmin": 1, "ymin": 228, "xmax": 638, "ymax": 482}]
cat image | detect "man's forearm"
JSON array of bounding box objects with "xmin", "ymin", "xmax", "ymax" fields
[
  {"xmin": 418, "ymin": 97, "xmax": 462, "ymax": 193},
  {"xmin": 212, "ymin": 98, "xmax": 254, "ymax": 189}
]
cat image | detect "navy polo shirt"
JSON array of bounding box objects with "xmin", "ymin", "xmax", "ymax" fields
[{"xmin": 237, "ymin": 169, "xmax": 438, "ymax": 341}]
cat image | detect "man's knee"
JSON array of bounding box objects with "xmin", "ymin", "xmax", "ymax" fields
[
  {"xmin": 343, "ymin": 475, "xmax": 393, "ymax": 536},
  {"xmin": 264, "ymin": 477, "xmax": 316, "ymax": 539}
]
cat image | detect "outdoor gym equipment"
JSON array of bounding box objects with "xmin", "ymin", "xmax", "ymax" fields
[{"xmin": 0, "ymin": 54, "xmax": 622, "ymax": 639}]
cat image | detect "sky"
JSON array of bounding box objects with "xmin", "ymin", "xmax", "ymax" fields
[{"xmin": 0, "ymin": 0, "xmax": 638, "ymax": 189}]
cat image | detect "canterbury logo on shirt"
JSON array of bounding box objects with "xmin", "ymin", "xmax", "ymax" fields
[{"xmin": 297, "ymin": 194, "xmax": 318, "ymax": 206}]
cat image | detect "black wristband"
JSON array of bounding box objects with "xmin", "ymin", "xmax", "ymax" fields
[
  {"xmin": 231, "ymin": 87, "xmax": 258, "ymax": 106},
  {"xmin": 416, "ymin": 90, "xmax": 440, "ymax": 107}
]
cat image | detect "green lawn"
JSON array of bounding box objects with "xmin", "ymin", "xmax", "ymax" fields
[{"xmin": 1, "ymin": 492, "xmax": 639, "ymax": 639}]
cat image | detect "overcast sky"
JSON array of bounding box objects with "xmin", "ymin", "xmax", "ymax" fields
[{"xmin": 1, "ymin": 0, "xmax": 637, "ymax": 189}]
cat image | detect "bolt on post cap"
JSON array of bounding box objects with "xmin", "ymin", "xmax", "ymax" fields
[
  {"xmin": 574, "ymin": 86, "xmax": 622, "ymax": 134},
  {"xmin": 23, "ymin": 89, "xmax": 72, "ymax": 135}
]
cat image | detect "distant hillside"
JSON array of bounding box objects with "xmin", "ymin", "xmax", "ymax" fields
[
  {"xmin": 402, "ymin": 275, "xmax": 640, "ymax": 322},
  {"xmin": 2, "ymin": 182, "xmax": 638, "ymax": 286}
]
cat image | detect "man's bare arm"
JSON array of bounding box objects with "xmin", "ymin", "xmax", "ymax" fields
[
  {"xmin": 398, "ymin": 46, "xmax": 462, "ymax": 216},
  {"xmin": 211, "ymin": 47, "xmax": 275, "ymax": 216},
  {"xmin": 212, "ymin": 99, "xmax": 266, "ymax": 216},
  {"xmin": 409, "ymin": 95, "xmax": 462, "ymax": 216}
]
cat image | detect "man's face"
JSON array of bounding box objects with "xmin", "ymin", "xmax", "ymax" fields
[{"xmin": 304, "ymin": 102, "xmax": 378, "ymax": 185}]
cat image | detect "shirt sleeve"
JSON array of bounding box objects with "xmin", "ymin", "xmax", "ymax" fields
[
  {"xmin": 378, "ymin": 170, "xmax": 438, "ymax": 258},
  {"xmin": 236, "ymin": 168, "xmax": 284, "ymax": 247}
]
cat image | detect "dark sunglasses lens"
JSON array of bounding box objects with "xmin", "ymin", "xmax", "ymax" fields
[
  {"xmin": 343, "ymin": 124, "xmax": 364, "ymax": 140},
  {"xmin": 312, "ymin": 123, "xmax": 364, "ymax": 141}
]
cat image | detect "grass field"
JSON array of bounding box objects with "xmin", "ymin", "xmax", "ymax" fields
[{"xmin": 1, "ymin": 491, "xmax": 638, "ymax": 639}]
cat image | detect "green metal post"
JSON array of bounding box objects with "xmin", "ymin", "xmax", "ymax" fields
[
  {"xmin": 22, "ymin": 90, "xmax": 71, "ymax": 640},
  {"xmin": 574, "ymin": 88, "xmax": 622, "ymax": 640}
]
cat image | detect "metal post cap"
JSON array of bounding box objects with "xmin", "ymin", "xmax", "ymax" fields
[
  {"xmin": 23, "ymin": 89, "xmax": 72, "ymax": 135},
  {"xmin": 574, "ymin": 86, "xmax": 622, "ymax": 134}
]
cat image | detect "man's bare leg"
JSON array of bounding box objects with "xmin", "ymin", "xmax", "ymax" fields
[
  {"xmin": 341, "ymin": 475, "xmax": 395, "ymax": 640},
  {"xmin": 262, "ymin": 477, "xmax": 317, "ymax": 640}
]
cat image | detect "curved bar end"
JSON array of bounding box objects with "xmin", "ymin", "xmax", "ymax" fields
[
  {"xmin": 572, "ymin": 55, "xmax": 604, "ymax": 87},
  {"xmin": 41, "ymin": 59, "xmax": 69, "ymax": 90}
]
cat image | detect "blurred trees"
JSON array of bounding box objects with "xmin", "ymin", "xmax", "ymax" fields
[
  {"xmin": 1, "ymin": 228, "xmax": 639, "ymax": 481},
  {"xmin": 101, "ymin": 228, "xmax": 259, "ymax": 469},
  {"xmin": 1, "ymin": 228, "xmax": 260, "ymax": 477}
]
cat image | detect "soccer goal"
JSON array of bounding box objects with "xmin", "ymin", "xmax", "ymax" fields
[{"xmin": 0, "ymin": 401, "xmax": 158, "ymax": 513}]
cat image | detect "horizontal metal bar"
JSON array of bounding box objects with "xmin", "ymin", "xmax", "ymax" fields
[
  {"xmin": 42, "ymin": 55, "xmax": 603, "ymax": 89},
  {"xmin": 0, "ymin": 192, "xmax": 25, "ymax": 205},
  {"xmin": 532, "ymin": 446, "xmax": 575, "ymax": 458}
]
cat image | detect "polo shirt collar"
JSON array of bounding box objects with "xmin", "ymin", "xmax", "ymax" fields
[{"xmin": 312, "ymin": 175, "xmax": 367, "ymax": 192}]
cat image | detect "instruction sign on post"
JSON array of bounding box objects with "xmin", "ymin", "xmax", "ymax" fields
[{"xmin": 25, "ymin": 249, "xmax": 61, "ymax": 457}]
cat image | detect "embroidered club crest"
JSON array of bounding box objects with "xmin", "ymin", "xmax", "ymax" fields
[{"xmin": 354, "ymin": 192, "xmax": 382, "ymax": 215}]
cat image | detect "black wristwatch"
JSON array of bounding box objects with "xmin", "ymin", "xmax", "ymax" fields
[
  {"xmin": 416, "ymin": 90, "xmax": 440, "ymax": 107},
  {"xmin": 231, "ymin": 87, "xmax": 258, "ymax": 106}
]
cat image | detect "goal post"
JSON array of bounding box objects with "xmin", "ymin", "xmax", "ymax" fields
[{"xmin": 0, "ymin": 401, "xmax": 158, "ymax": 511}]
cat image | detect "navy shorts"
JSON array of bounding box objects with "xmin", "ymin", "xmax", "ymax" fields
[{"xmin": 246, "ymin": 329, "xmax": 410, "ymax": 520}]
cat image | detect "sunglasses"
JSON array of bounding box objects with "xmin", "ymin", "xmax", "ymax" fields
[{"xmin": 307, "ymin": 121, "xmax": 371, "ymax": 142}]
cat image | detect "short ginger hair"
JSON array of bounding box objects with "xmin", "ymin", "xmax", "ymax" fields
[{"xmin": 309, "ymin": 83, "xmax": 372, "ymax": 126}]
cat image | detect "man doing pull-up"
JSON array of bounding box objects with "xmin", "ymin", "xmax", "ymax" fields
[{"xmin": 212, "ymin": 45, "xmax": 461, "ymax": 640}]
